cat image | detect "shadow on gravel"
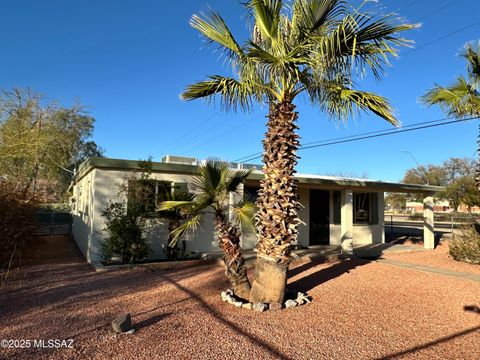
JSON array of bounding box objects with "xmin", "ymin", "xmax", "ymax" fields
[
  {"xmin": 375, "ymin": 325, "xmax": 480, "ymax": 359},
  {"xmin": 135, "ymin": 312, "xmax": 172, "ymax": 331},
  {"xmin": 288, "ymin": 259, "xmax": 371, "ymax": 293},
  {"xmin": 159, "ymin": 273, "xmax": 292, "ymax": 360}
]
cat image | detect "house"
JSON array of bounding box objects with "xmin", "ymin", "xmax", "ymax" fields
[{"xmin": 71, "ymin": 156, "xmax": 443, "ymax": 265}]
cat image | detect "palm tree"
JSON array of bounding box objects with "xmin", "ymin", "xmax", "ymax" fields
[
  {"xmin": 421, "ymin": 42, "xmax": 480, "ymax": 189},
  {"xmin": 157, "ymin": 190, "xmax": 196, "ymax": 260},
  {"xmin": 158, "ymin": 162, "xmax": 255, "ymax": 300},
  {"xmin": 181, "ymin": 0, "xmax": 415, "ymax": 304}
]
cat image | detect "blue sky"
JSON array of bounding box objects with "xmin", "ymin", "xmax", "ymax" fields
[{"xmin": 1, "ymin": 0, "xmax": 478, "ymax": 181}]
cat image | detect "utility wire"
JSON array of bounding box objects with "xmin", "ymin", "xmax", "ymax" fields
[
  {"xmin": 404, "ymin": 19, "xmax": 480, "ymax": 55},
  {"xmin": 237, "ymin": 116, "xmax": 479, "ymax": 163},
  {"xmin": 232, "ymin": 116, "xmax": 457, "ymax": 163},
  {"xmin": 411, "ymin": 0, "xmax": 461, "ymax": 23},
  {"xmin": 157, "ymin": 111, "xmax": 220, "ymax": 155}
]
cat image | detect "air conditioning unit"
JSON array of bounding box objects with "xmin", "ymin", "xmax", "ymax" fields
[{"xmin": 161, "ymin": 155, "xmax": 198, "ymax": 165}]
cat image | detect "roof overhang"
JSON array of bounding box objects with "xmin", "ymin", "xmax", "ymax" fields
[{"xmin": 75, "ymin": 157, "xmax": 444, "ymax": 195}]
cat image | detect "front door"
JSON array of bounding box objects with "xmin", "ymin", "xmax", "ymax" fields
[{"xmin": 309, "ymin": 190, "xmax": 330, "ymax": 245}]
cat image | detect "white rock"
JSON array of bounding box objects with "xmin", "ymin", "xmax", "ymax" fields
[
  {"xmin": 284, "ymin": 299, "xmax": 298, "ymax": 308},
  {"xmin": 242, "ymin": 302, "xmax": 253, "ymax": 310},
  {"xmin": 233, "ymin": 301, "xmax": 243, "ymax": 307}
]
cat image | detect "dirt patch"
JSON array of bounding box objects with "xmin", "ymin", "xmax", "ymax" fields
[{"xmin": 1, "ymin": 255, "xmax": 479, "ymax": 359}]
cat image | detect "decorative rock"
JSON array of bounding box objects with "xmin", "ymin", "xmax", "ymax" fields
[
  {"xmin": 253, "ymin": 302, "xmax": 268, "ymax": 312},
  {"xmin": 296, "ymin": 292, "xmax": 312, "ymax": 304},
  {"xmin": 284, "ymin": 299, "xmax": 298, "ymax": 309},
  {"xmin": 242, "ymin": 302, "xmax": 253, "ymax": 310},
  {"xmin": 221, "ymin": 291, "xmax": 228, "ymax": 302},
  {"xmin": 227, "ymin": 296, "xmax": 236, "ymax": 305},
  {"xmin": 233, "ymin": 301, "xmax": 243, "ymax": 308},
  {"xmin": 269, "ymin": 302, "xmax": 283, "ymax": 311},
  {"xmin": 112, "ymin": 313, "xmax": 132, "ymax": 333},
  {"xmin": 225, "ymin": 289, "xmax": 234, "ymax": 296}
]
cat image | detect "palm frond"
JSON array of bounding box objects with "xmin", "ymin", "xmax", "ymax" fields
[
  {"xmin": 190, "ymin": 12, "xmax": 244, "ymax": 61},
  {"xmin": 248, "ymin": 0, "xmax": 283, "ymax": 43},
  {"xmin": 421, "ymin": 77, "xmax": 480, "ymax": 118},
  {"xmin": 169, "ymin": 214, "xmax": 202, "ymax": 247},
  {"xmin": 463, "ymin": 43, "xmax": 480, "ymax": 86},
  {"xmin": 226, "ymin": 169, "xmax": 252, "ymax": 193},
  {"xmin": 181, "ymin": 75, "xmax": 259, "ymax": 112},
  {"xmin": 231, "ymin": 201, "xmax": 257, "ymax": 232},
  {"xmin": 156, "ymin": 200, "xmax": 195, "ymax": 212},
  {"xmin": 320, "ymin": 79, "xmax": 398, "ymax": 125}
]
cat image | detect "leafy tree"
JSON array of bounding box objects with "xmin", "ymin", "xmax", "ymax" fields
[
  {"xmin": 402, "ymin": 157, "xmax": 479, "ymax": 211},
  {"xmin": 181, "ymin": 0, "xmax": 415, "ymax": 303},
  {"xmin": 159, "ymin": 162, "xmax": 255, "ymax": 300},
  {"xmin": 0, "ymin": 88, "xmax": 102, "ymax": 201}
]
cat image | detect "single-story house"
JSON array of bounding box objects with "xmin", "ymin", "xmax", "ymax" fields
[{"xmin": 71, "ymin": 156, "xmax": 442, "ymax": 265}]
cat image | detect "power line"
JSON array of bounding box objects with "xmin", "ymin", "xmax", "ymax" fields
[
  {"xmin": 404, "ymin": 19, "xmax": 480, "ymax": 55},
  {"xmin": 411, "ymin": 0, "xmax": 461, "ymax": 23},
  {"xmin": 157, "ymin": 111, "xmax": 220, "ymax": 155},
  {"xmin": 237, "ymin": 116, "xmax": 479, "ymax": 163},
  {"xmin": 232, "ymin": 115, "xmax": 458, "ymax": 163},
  {"xmin": 181, "ymin": 119, "xmax": 252, "ymax": 155}
]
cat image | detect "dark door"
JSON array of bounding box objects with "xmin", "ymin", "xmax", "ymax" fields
[{"xmin": 309, "ymin": 190, "xmax": 330, "ymax": 245}]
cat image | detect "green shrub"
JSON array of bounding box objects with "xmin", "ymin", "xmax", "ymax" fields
[
  {"xmin": 449, "ymin": 225, "xmax": 480, "ymax": 265},
  {"xmin": 101, "ymin": 201, "xmax": 150, "ymax": 264}
]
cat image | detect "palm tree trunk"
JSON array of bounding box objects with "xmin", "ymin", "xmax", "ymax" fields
[
  {"xmin": 215, "ymin": 213, "xmax": 251, "ymax": 300},
  {"xmin": 250, "ymin": 100, "xmax": 301, "ymax": 304},
  {"xmin": 476, "ymin": 123, "xmax": 480, "ymax": 191}
]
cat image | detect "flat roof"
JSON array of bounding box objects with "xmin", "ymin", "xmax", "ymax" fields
[{"xmin": 76, "ymin": 156, "xmax": 443, "ymax": 194}]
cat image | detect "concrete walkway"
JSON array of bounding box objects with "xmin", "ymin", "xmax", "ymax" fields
[{"xmin": 375, "ymin": 258, "xmax": 480, "ymax": 283}]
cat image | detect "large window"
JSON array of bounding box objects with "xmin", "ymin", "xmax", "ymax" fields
[{"xmin": 128, "ymin": 180, "xmax": 172, "ymax": 214}]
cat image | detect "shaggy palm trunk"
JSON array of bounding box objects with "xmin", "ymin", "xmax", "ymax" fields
[
  {"xmin": 476, "ymin": 124, "xmax": 480, "ymax": 191},
  {"xmin": 250, "ymin": 100, "xmax": 301, "ymax": 304},
  {"xmin": 215, "ymin": 213, "xmax": 251, "ymax": 300},
  {"xmin": 167, "ymin": 218, "xmax": 181, "ymax": 260}
]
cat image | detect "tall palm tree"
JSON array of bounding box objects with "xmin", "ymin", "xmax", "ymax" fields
[
  {"xmin": 158, "ymin": 162, "xmax": 255, "ymax": 300},
  {"xmin": 421, "ymin": 42, "xmax": 480, "ymax": 189},
  {"xmin": 181, "ymin": 0, "xmax": 415, "ymax": 304}
]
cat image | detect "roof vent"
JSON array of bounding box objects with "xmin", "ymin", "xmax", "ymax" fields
[{"xmin": 161, "ymin": 155, "xmax": 198, "ymax": 165}]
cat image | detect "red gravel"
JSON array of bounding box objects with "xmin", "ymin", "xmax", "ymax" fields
[
  {"xmin": 1, "ymin": 256, "xmax": 479, "ymax": 359},
  {"xmin": 382, "ymin": 240, "xmax": 480, "ymax": 275}
]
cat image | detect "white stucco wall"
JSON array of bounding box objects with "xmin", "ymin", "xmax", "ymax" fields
[
  {"xmin": 71, "ymin": 169, "xmax": 95, "ymax": 262},
  {"xmin": 72, "ymin": 165, "xmax": 386, "ymax": 264},
  {"xmin": 87, "ymin": 168, "xmax": 219, "ymax": 264}
]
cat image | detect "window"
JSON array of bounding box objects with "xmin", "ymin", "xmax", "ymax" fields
[
  {"xmin": 353, "ymin": 192, "xmax": 379, "ymax": 224},
  {"xmin": 128, "ymin": 179, "xmax": 172, "ymax": 214},
  {"xmin": 244, "ymin": 185, "xmax": 260, "ymax": 203}
]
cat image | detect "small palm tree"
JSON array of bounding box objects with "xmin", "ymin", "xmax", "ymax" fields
[
  {"xmin": 182, "ymin": 0, "xmax": 415, "ymax": 303},
  {"xmin": 157, "ymin": 190, "xmax": 195, "ymax": 260},
  {"xmin": 158, "ymin": 162, "xmax": 255, "ymax": 300},
  {"xmin": 421, "ymin": 42, "xmax": 480, "ymax": 189}
]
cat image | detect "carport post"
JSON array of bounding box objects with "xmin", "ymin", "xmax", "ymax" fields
[
  {"xmin": 423, "ymin": 195, "xmax": 435, "ymax": 249},
  {"xmin": 341, "ymin": 189, "xmax": 354, "ymax": 254}
]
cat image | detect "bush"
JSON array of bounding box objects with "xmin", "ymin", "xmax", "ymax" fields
[
  {"xmin": 449, "ymin": 225, "xmax": 480, "ymax": 265},
  {"xmin": 101, "ymin": 201, "xmax": 150, "ymax": 264},
  {"xmin": 0, "ymin": 180, "xmax": 37, "ymax": 285}
]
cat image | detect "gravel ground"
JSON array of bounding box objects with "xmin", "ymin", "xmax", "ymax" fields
[
  {"xmin": 1, "ymin": 254, "xmax": 479, "ymax": 360},
  {"xmin": 382, "ymin": 240, "xmax": 480, "ymax": 275}
]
